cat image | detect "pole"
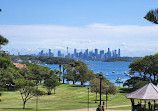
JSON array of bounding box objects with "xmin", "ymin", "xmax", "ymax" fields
[
  {"xmin": 95, "ymin": 90, "xmax": 97, "ymax": 103},
  {"xmin": 106, "ymin": 88, "xmax": 107, "ymax": 109},
  {"xmin": 36, "ymin": 86, "xmax": 38, "ymax": 111},
  {"xmin": 100, "ymin": 77, "xmax": 102, "ymax": 105},
  {"xmin": 88, "ymin": 88, "xmax": 89, "ymax": 111}
]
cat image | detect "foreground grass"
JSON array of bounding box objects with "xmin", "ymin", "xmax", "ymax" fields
[
  {"xmin": 109, "ymin": 106, "xmax": 131, "ymax": 110},
  {"xmin": 0, "ymin": 84, "xmax": 131, "ymax": 110}
]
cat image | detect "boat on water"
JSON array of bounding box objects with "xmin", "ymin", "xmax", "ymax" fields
[
  {"xmin": 106, "ymin": 73, "xmax": 109, "ymax": 76},
  {"xmin": 124, "ymin": 71, "xmax": 127, "ymax": 74},
  {"xmin": 112, "ymin": 71, "xmax": 115, "ymax": 73},
  {"xmin": 125, "ymin": 73, "xmax": 130, "ymax": 76}
]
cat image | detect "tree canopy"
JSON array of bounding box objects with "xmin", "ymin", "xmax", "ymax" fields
[
  {"xmin": 90, "ymin": 74, "xmax": 117, "ymax": 95},
  {"xmin": 0, "ymin": 35, "xmax": 9, "ymax": 48},
  {"xmin": 144, "ymin": 8, "xmax": 158, "ymax": 24},
  {"xmin": 126, "ymin": 53, "xmax": 158, "ymax": 91},
  {"xmin": 65, "ymin": 61, "xmax": 95, "ymax": 85}
]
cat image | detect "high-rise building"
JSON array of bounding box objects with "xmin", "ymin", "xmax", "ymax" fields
[
  {"xmin": 58, "ymin": 50, "xmax": 62, "ymax": 57},
  {"xmin": 74, "ymin": 48, "xmax": 77, "ymax": 58},
  {"xmin": 89, "ymin": 51, "xmax": 93, "ymax": 57},
  {"xmin": 95, "ymin": 49, "xmax": 98, "ymax": 57},
  {"xmin": 79, "ymin": 52, "xmax": 83, "ymax": 58},
  {"xmin": 49, "ymin": 49, "xmax": 52, "ymax": 56},
  {"xmin": 85, "ymin": 49, "xmax": 88, "ymax": 57},
  {"xmin": 40, "ymin": 50, "xmax": 44, "ymax": 56},
  {"xmin": 118, "ymin": 49, "xmax": 121, "ymax": 57},
  {"xmin": 100, "ymin": 50, "xmax": 104, "ymax": 55},
  {"xmin": 107, "ymin": 48, "xmax": 111, "ymax": 58},
  {"xmin": 67, "ymin": 47, "xmax": 69, "ymax": 55}
]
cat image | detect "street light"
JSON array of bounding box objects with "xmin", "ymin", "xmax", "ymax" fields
[
  {"xmin": 95, "ymin": 83, "xmax": 97, "ymax": 103},
  {"xmin": 98, "ymin": 72, "xmax": 103, "ymax": 105},
  {"xmin": 105, "ymin": 86, "xmax": 109, "ymax": 109},
  {"xmin": 87, "ymin": 85, "xmax": 91, "ymax": 111}
]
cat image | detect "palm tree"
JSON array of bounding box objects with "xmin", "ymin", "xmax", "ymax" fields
[{"xmin": 144, "ymin": 9, "xmax": 158, "ymax": 24}]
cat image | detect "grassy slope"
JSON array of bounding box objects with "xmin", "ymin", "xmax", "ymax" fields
[{"xmin": 0, "ymin": 84, "xmax": 131, "ymax": 111}]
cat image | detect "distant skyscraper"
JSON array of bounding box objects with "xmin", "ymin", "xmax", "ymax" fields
[
  {"xmin": 114, "ymin": 50, "xmax": 117, "ymax": 57},
  {"xmin": 49, "ymin": 49, "xmax": 52, "ymax": 56},
  {"xmin": 85, "ymin": 49, "xmax": 88, "ymax": 57},
  {"xmin": 74, "ymin": 48, "xmax": 77, "ymax": 58},
  {"xmin": 67, "ymin": 47, "xmax": 69, "ymax": 55},
  {"xmin": 100, "ymin": 50, "xmax": 104, "ymax": 55},
  {"xmin": 40, "ymin": 50, "xmax": 44, "ymax": 56},
  {"xmin": 58, "ymin": 50, "xmax": 62, "ymax": 57},
  {"xmin": 79, "ymin": 52, "xmax": 83, "ymax": 58},
  {"xmin": 107, "ymin": 48, "xmax": 111, "ymax": 58},
  {"xmin": 118, "ymin": 49, "xmax": 121, "ymax": 57},
  {"xmin": 95, "ymin": 49, "xmax": 98, "ymax": 57}
]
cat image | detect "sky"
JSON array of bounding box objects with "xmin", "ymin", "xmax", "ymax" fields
[{"xmin": 0, "ymin": 0, "xmax": 158, "ymax": 57}]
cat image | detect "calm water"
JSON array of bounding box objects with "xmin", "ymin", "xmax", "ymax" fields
[{"xmin": 41, "ymin": 61, "xmax": 137, "ymax": 86}]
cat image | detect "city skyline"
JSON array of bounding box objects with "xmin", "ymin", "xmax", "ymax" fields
[
  {"xmin": 0, "ymin": 0, "xmax": 158, "ymax": 57},
  {"xmin": 32, "ymin": 48, "xmax": 121, "ymax": 60}
]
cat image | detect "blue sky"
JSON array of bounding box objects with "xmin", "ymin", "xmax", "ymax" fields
[{"xmin": 0, "ymin": 0, "xmax": 158, "ymax": 56}]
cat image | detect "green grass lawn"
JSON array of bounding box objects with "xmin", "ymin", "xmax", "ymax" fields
[{"xmin": 0, "ymin": 84, "xmax": 131, "ymax": 111}]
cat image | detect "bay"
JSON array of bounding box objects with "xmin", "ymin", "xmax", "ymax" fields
[{"xmin": 41, "ymin": 61, "xmax": 137, "ymax": 86}]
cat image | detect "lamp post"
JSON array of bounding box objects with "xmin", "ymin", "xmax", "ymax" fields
[
  {"xmin": 98, "ymin": 72, "xmax": 103, "ymax": 105},
  {"xmin": 95, "ymin": 83, "xmax": 97, "ymax": 103},
  {"xmin": 105, "ymin": 86, "xmax": 109, "ymax": 109},
  {"xmin": 87, "ymin": 85, "xmax": 91, "ymax": 111}
]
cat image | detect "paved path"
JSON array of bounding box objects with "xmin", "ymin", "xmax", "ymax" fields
[{"xmin": 59, "ymin": 105, "xmax": 131, "ymax": 111}]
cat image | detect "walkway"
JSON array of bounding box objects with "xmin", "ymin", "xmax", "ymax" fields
[{"xmin": 59, "ymin": 105, "xmax": 131, "ymax": 111}]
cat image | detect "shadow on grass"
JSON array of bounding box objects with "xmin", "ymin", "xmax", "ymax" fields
[
  {"xmin": 119, "ymin": 88, "xmax": 132, "ymax": 93},
  {"xmin": 78, "ymin": 102, "xmax": 96, "ymax": 104},
  {"xmin": 70, "ymin": 85, "xmax": 86, "ymax": 87},
  {"xmin": 0, "ymin": 108, "xmax": 33, "ymax": 110}
]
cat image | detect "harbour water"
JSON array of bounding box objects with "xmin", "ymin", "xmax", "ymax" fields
[{"xmin": 41, "ymin": 61, "xmax": 138, "ymax": 86}]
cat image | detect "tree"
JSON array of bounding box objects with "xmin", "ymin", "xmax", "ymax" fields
[
  {"xmin": 0, "ymin": 35, "xmax": 9, "ymax": 48},
  {"xmin": 129, "ymin": 54, "xmax": 158, "ymax": 85},
  {"xmin": 144, "ymin": 9, "xmax": 158, "ymax": 24},
  {"xmin": 75, "ymin": 61, "xmax": 89, "ymax": 85},
  {"xmin": 54, "ymin": 69, "xmax": 62, "ymax": 82},
  {"xmin": 65, "ymin": 61, "xmax": 95, "ymax": 85},
  {"xmin": 65, "ymin": 64, "xmax": 78, "ymax": 84},
  {"xmin": 27, "ymin": 64, "xmax": 50, "ymax": 84},
  {"xmin": 0, "ymin": 57, "xmax": 11, "ymax": 69},
  {"xmin": 0, "ymin": 67, "xmax": 23, "ymax": 90},
  {"xmin": 90, "ymin": 76, "xmax": 117, "ymax": 95},
  {"xmin": 44, "ymin": 78, "xmax": 59, "ymax": 95},
  {"xmin": 15, "ymin": 79, "xmax": 44, "ymax": 109}
]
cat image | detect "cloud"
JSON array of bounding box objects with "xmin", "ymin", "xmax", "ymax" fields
[
  {"xmin": 0, "ymin": 24, "xmax": 158, "ymax": 56},
  {"xmin": 121, "ymin": 42, "xmax": 126, "ymax": 46}
]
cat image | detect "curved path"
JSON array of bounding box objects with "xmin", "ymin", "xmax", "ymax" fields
[{"xmin": 59, "ymin": 105, "xmax": 131, "ymax": 111}]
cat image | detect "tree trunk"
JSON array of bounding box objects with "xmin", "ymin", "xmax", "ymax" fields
[
  {"xmin": 73, "ymin": 81, "xmax": 75, "ymax": 85},
  {"xmin": 54, "ymin": 88, "xmax": 55, "ymax": 94},
  {"xmin": 48, "ymin": 91, "xmax": 51, "ymax": 95},
  {"xmin": 81, "ymin": 81, "xmax": 83, "ymax": 86},
  {"xmin": 63, "ymin": 78, "xmax": 65, "ymax": 84},
  {"xmin": 23, "ymin": 101, "xmax": 26, "ymax": 109}
]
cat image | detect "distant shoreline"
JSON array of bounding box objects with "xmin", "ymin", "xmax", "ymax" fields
[{"xmin": 103, "ymin": 57, "xmax": 142, "ymax": 62}]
